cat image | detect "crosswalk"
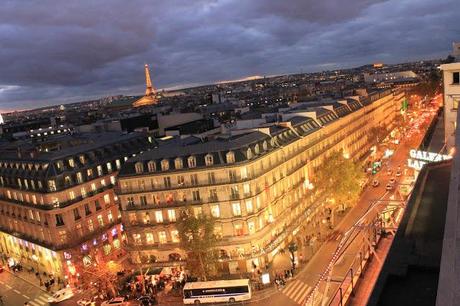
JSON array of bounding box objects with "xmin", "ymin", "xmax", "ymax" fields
[
  {"xmin": 281, "ymin": 279, "xmax": 312, "ymax": 305},
  {"xmin": 28, "ymin": 293, "xmax": 51, "ymax": 306}
]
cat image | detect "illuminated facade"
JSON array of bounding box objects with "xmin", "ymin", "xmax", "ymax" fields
[
  {"xmin": 117, "ymin": 90, "xmax": 403, "ymax": 274},
  {"xmin": 0, "ymin": 131, "xmax": 154, "ymax": 281}
]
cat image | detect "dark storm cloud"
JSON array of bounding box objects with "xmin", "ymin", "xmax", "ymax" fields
[{"xmin": 0, "ymin": 0, "xmax": 458, "ymax": 110}]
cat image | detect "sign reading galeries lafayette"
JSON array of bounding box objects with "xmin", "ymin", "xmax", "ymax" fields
[{"xmin": 407, "ymin": 149, "xmax": 451, "ymax": 171}]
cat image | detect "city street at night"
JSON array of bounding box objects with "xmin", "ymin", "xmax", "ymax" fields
[{"xmin": 0, "ymin": 2, "xmax": 457, "ymax": 306}]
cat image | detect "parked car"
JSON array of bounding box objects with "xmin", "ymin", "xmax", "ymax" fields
[
  {"xmin": 101, "ymin": 297, "xmax": 126, "ymax": 306},
  {"xmin": 389, "ymin": 178, "xmax": 396, "ymax": 185},
  {"xmin": 372, "ymin": 180, "xmax": 380, "ymax": 187},
  {"xmin": 386, "ymin": 183, "xmax": 393, "ymax": 191},
  {"xmin": 48, "ymin": 288, "xmax": 74, "ymax": 304},
  {"xmin": 396, "ymin": 170, "xmax": 402, "ymax": 177}
]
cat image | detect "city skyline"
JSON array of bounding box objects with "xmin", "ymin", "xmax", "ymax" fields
[{"xmin": 0, "ymin": 0, "xmax": 458, "ymax": 110}]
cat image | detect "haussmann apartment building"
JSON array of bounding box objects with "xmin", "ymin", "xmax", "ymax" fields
[{"xmin": 116, "ymin": 89, "xmax": 404, "ymax": 274}]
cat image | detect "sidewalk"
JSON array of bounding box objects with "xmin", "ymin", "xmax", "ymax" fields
[{"xmin": 4, "ymin": 267, "xmax": 61, "ymax": 294}]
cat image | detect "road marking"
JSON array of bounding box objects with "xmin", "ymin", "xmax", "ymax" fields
[
  {"xmin": 283, "ymin": 280, "xmax": 302, "ymax": 296},
  {"xmin": 292, "ymin": 283, "xmax": 310, "ymax": 303},
  {"xmin": 5, "ymin": 284, "xmax": 11, "ymax": 289},
  {"xmin": 13, "ymin": 289, "xmax": 20, "ymax": 294},
  {"xmin": 28, "ymin": 301, "xmax": 40, "ymax": 306},
  {"xmin": 22, "ymin": 294, "xmax": 30, "ymax": 299},
  {"xmin": 297, "ymin": 287, "xmax": 313, "ymax": 304}
]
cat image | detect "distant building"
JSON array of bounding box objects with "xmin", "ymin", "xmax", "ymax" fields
[
  {"xmin": 440, "ymin": 59, "xmax": 460, "ymax": 150},
  {"xmin": 363, "ymin": 71, "xmax": 418, "ymax": 84},
  {"xmin": 133, "ymin": 64, "xmax": 158, "ymax": 107}
]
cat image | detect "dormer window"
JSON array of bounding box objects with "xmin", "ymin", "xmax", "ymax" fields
[
  {"xmin": 175, "ymin": 158, "xmax": 183, "ymax": 170},
  {"xmin": 79, "ymin": 155, "xmax": 85, "ymax": 164},
  {"xmin": 262, "ymin": 141, "xmax": 268, "ymax": 151},
  {"xmin": 147, "ymin": 161, "xmax": 156, "ymax": 172},
  {"xmin": 161, "ymin": 159, "xmax": 170, "ymax": 171},
  {"xmin": 56, "ymin": 161, "xmax": 63, "ymax": 170},
  {"xmin": 135, "ymin": 162, "xmax": 144, "ymax": 174},
  {"xmin": 254, "ymin": 144, "xmax": 260, "ymax": 155},
  {"xmin": 205, "ymin": 154, "xmax": 214, "ymax": 166},
  {"xmin": 188, "ymin": 156, "xmax": 196, "ymax": 168},
  {"xmin": 247, "ymin": 148, "xmax": 253, "ymax": 159},
  {"xmin": 226, "ymin": 151, "xmax": 235, "ymax": 164},
  {"xmin": 68, "ymin": 158, "xmax": 75, "ymax": 168}
]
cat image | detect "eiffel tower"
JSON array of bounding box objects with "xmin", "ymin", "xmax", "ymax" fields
[{"xmin": 133, "ymin": 64, "xmax": 158, "ymax": 107}]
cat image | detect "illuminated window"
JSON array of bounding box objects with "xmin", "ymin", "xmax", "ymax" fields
[
  {"xmin": 97, "ymin": 165, "xmax": 103, "ymax": 176},
  {"xmin": 106, "ymin": 162, "xmax": 112, "ymax": 173},
  {"xmin": 161, "ymin": 159, "xmax": 169, "ymax": 171},
  {"xmin": 101, "ymin": 179, "xmax": 106, "ymax": 187},
  {"xmin": 205, "ymin": 154, "xmax": 214, "ymax": 166},
  {"xmin": 80, "ymin": 187, "xmax": 87, "ymax": 198},
  {"xmin": 211, "ymin": 205, "xmax": 220, "ymax": 218},
  {"xmin": 188, "ymin": 156, "xmax": 196, "ymax": 168},
  {"xmin": 232, "ymin": 203, "xmax": 241, "ymax": 216},
  {"xmin": 115, "ymin": 159, "xmax": 121, "ymax": 169},
  {"xmin": 88, "ymin": 219, "xmax": 94, "ymax": 232},
  {"xmin": 243, "ymin": 183, "xmax": 251, "ymax": 195},
  {"xmin": 68, "ymin": 158, "xmax": 75, "ymax": 168},
  {"xmin": 226, "ymin": 151, "xmax": 235, "ymax": 163},
  {"xmin": 155, "ymin": 211, "xmax": 163, "ymax": 223},
  {"xmin": 175, "ymin": 158, "xmax": 183, "ymax": 170},
  {"xmin": 245, "ymin": 200, "xmax": 253, "ymax": 214},
  {"xmin": 240, "ymin": 167, "xmax": 248, "ymax": 179},
  {"xmin": 234, "ymin": 223, "xmax": 244, "ymax": 236},
  {"xmin": 69, "ymin": 191, "xmax": 75, "ymax": 200},
  {"xmin": 135, "ymin": 162, "xmax": 144, "ymax": 174},
  {"xmin": 48, "ymin": 180, "xmax": 56, "ymax": 192},
  {"xmin": 91, "ymin": 183, "xmax": 96, "ymax": 191},
  {"xmin": 103, "ymin": 194, "xmax": 110, "ymax": 204},
  {"xmin": 146, "ymin": 233, "xmax": 154, "ymax": 244},
  {"xmin": 147, "ymin": 161, "xmax": 156, "ymax": 172},
  {"xmin": 168, "ymin": 209, "xmax": 176, "ymax": 222},
  {"xmin": 158, "ymin": 231, "xmax": 167, "ymax": 244},
  {"xmin": 171, "ymin": 230, "xmax": 179, "ymax": 242},
  {"xmin": 97, "ymin": 215, "xmax": 104, "ymax": 227}
]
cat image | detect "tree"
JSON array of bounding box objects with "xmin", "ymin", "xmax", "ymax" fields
[
  {"xmin": 175, "ymin": 207, "xmax": 218, "ymax": 281},
  {"xmin": 287, "ymin": 242, "xmax": 298, "ymax": 270},
  {"xmin": 313, "ymin": 150, "xmax": 365, "ymax": 210}
]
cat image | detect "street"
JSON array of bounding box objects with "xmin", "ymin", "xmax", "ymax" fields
[{"xmin": 0, "ymin": 271, "xmax": 51, "ymax": 306}]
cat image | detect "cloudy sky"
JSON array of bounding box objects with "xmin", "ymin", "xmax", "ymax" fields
[{"xmin": 0, "ymin": 0, "xmax": 458, "ymax": 111}]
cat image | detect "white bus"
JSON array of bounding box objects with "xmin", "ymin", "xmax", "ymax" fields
[{"xmin": 183, "ymin": 279, "xmax": 252, "ymax": 304}]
